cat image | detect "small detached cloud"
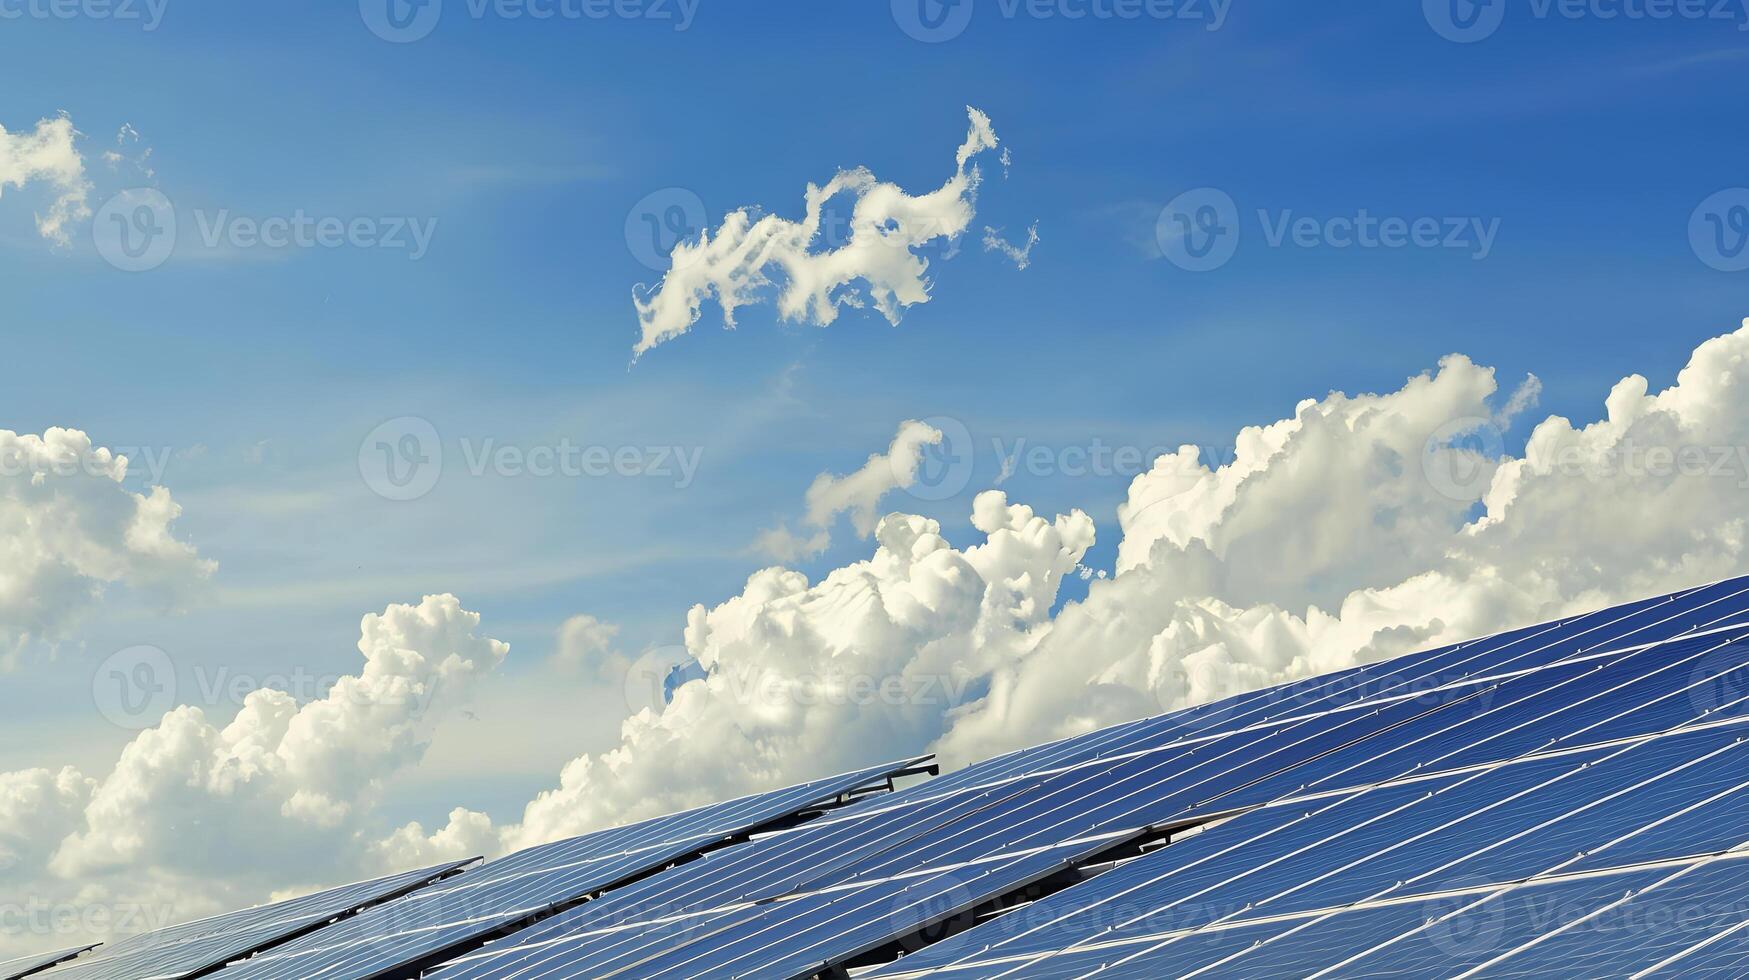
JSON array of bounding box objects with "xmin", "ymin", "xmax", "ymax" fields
[
  {"xmin": 0, "ymin": 113, "xmax": 90, "ymax": 245},
  {"xmin": 551, "ymin": 613, "xmax": 627, "ymax": 681},
  {"xmin": 756, "ymin": 419, "xmax": 944, "ymax": 561},
  {"xmin": 631, "ymin": 107, "xmax": 1001, "ymax": 359},
  {"xmin": 982, "ymin": 222, "xmax": 1039, "ymax": 270}
]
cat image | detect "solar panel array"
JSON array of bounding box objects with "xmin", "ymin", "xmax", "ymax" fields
[
  {"xmin": 35, "ymin": 575, "xmax": 1749, "ymax": 979},
  {"xmin": 29, "ymin": 862, "xmax": 471, "ymax": 980},
  {"xmin": 202, "ymin": 758, "xmax": 925, "ymax": 980},
  {"xmin": 417, "ymin": 577, "xmax": 1749, "ymax": 978},
  {"xmin": 0, "ymin": 946, "xmax": 98, "ymax": 980}
]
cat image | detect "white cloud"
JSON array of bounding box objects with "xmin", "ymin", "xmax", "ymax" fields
[
  {"xmin": 0, "ymin": 114, "xmax": 90, "ymax": 245},
  {"xmin": 631, "ymin": 107, "xmax": 1000, "ymax": 358},
  {"xmin": 982, "ymin": 222, "xmax": 1039, "ymax": 270},
  {"xmin": 386, "ymin": 319, "xmax": 1749, "ymax": 864},
  {"xmin": 550, "ymin": 613, "xmax": 625, "ymax": 679},
  {"xmin": 0, "ymin": 595, "xmax": 508, "ymax": 956},
  {"xmin": 16, "ymin": 325, "xmax": 1749, "ymax": 959},
  {"xmin": 756, "ymin": 419, "xmax": 943, "ymax": 560},
  {"xmin": 0, "ymin": 428, "xmax": 214, "ymax": 668}
]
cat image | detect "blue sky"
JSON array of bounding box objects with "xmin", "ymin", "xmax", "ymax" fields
[{"xmin": 4, "ymin": 0, "xmax": 1749, "ymax": 830}]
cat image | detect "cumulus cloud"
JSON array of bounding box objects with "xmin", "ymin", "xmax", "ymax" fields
[
  {"xmin": 756, "ymin": 420, "xmax": 944, "ymax": 560},
  {"xmin": 0, "ymin": 114, "xmax": 90, "ymax": 245},
  {"xmin": 19, "ymin": 324, "xmax": 1749, "ymax": 959},
  {"xmin": 385, "ymin": 319, "xmax": 1749, "ymax": 863},
  {"xmin": 383, "ymin": 494, "xmax": 1093, "ymax": 856},
  {"xmin": 0, "ymin": 595, "xmax": 507, "ymax": 956},
  {"xmin": 550, "ymin": 613, "xmax": 625, "ymax": 679},
  {"xmin": 630, "ymin": 107, "xmax": 1000, "ymax": 358},
  {"xmin": 0, "ymin": 427, "xmax": 214, "ymax": 668}
]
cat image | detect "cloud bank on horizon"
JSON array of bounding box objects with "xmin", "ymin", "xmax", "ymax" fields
[
  {"xmin": 630, "ymin": 107, "xmax": 1000, "ymax": 359},
  {"xmin": 379, "ymin": 318, "xmax": 1749, "ymax": 861},
  {"xmin": 7, "ymin": 321, "xmax": 1749, "ymax": 954}
]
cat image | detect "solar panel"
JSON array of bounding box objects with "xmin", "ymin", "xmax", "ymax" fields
[
  {"xmin": 422, "ymin": 575, "xmax": 1749, "ymax": 979},
  {"xmin": 0, "ymin": 945, "xmax": 98, "ymax": 980},
  {"xmin": 31, "ymin": 862, "xmax": 470, "ymax": 980},
  {"xmin": 203, "ymin": 757, "xmax": 927, "ymax": 980}
]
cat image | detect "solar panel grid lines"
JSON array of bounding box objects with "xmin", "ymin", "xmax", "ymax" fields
[
  {"xmin": 0, "ymin": 946, "xmax": 99, "ymax": 980},
  {"xmin": 1213, "ymin": 630, "xmax": 1749, "ymax": 814},
  {"xmin": 416, "ymin": 588, "xmax": 1749, "ymax": 980},
  {"xmin": 535, "ymin": 703, "xmax": 1490, "ymax": 980},
  {"xmin": 1014, "ymin": 735, "xmax": 1749, "ymax": 980},
  {"xmin": 1635, "ymin": 909, "xmax": 1749, "ymax": 977},
  {"xmin": 1312, "ymin": 853, "xmax": 1749, "ymax": 980},
  {"xmin": 1452, "ymin": 854, "xmax": 1749, "ymax": 979},
  {"xmin": 1107, "ymin": 732, "xmax": 1746, "ymax": 973},
  {"xmin": 837, "ymin": 581, "xmax": 1749, "ymax": 840},
  {"xmin": 26, "ymin": 861, "xmax": 476, "ymax": 980},
  {"xmin": 106, "ymin": 575, "xmax": 1736, "ymax": 980},
  {"xmin": 201, "ymin": 758, "xmax": 922, "ymax": 980},
  {"xmin": 864, "ymin": 721, "xmax": 1749, "ymax": 973},
  {"xmin": 418, "ymin": 780, "xmax": 1067, "ymax": 979}
]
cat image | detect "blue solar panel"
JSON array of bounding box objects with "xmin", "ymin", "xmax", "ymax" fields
[
  {"xmin": 0, "ymin": 946, "xmax": 97, "ymax": 980},
  {"xmin": 419, "ymin": 578, "xmax": 1749, "ymax": 980},
  {"xmin": 205, "ymin": 758, "xmax": 922, "ymax": 980},
  {"xmin": 1463, "ymin": 856, "xmax": 1749, "ymax": 978},
  {"xmin": 29, "ymin": 862, "xmax": 468, "ymax": 980}
]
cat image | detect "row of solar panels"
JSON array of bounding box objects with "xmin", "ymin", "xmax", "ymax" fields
[{"xmin": 11, "ymin": 574, "xmax": 1749, "ymax": 979}]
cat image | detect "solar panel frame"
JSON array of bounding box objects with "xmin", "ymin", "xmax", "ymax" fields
[
  {"xmin": 425, "ymin": 576, "xmax": 1749, "ymax": 980},
  {"xmin": 30, "ymin": 861, "xmax": 473, "ymax": 980},
  {"xmin": 205, "ymin": 757, "xmax": 927, "ymax": 980},
  {"xmin": 0, "ymin": 946, "xmax": 99, "ymax": 980}
]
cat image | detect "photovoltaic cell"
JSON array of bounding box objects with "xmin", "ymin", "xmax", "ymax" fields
[
  {"xmin": 63, "ymin": 577, "xmax": 1749, "ymax": 980},
  {"xmin": 205, "ymin": 758, "xmax": 923, "ymax": 980},
  {"xmin": 416, "ymin": 579, "xmax": 1749, "ymax": 980},
  {"xmin": 32, "ymin": 862, "xmax": 469, "ymax": 980}
]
